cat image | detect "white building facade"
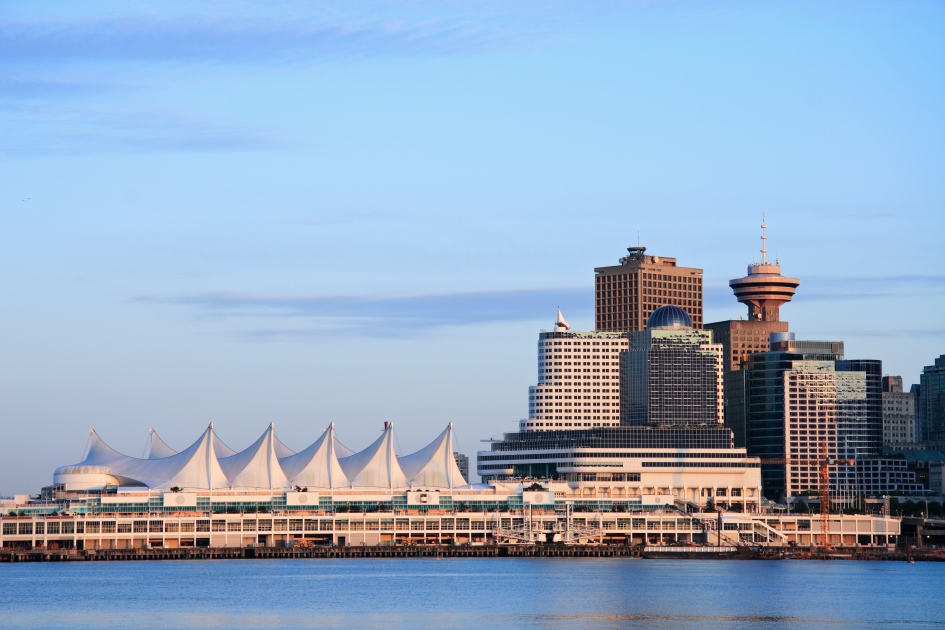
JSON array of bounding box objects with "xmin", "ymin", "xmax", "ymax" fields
[{"xmin": 525, "ymin": 311, "xmax": 627, "ymax": 431}]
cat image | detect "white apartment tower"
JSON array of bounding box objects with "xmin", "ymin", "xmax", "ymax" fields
[{"xmin": 523, "ymin": 310, "xmax": 628, "ymax": 431}]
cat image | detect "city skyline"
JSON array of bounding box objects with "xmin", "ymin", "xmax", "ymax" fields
[{"xmin": 2, "ymin": 0, "xmax": 943, "ymax": 496}]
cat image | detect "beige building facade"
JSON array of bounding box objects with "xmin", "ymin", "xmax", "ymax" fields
[{"xmin": 882, "ymin": 376, "xmax": 916, "ymax": 445}]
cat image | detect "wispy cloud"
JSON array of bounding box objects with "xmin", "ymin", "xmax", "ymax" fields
[
  {"xmin": 0, "ymin": 78, "xmax": 124, "ymax": 101},
  {"xmin": 704, "ymin": 275, "xmax": 945, "ymax": 308},
  {"xmin": 138, "ymin": 287, "xmax": 593, "ymax": 338},
  {"xmin": 795, "ymin": 275, "xmax": 945, "ymax": 302},
  {"xmin": 0, "ymin": 13, "xmax": 525, "ymax": 64},
  {"xmin": 803, "ymin": 329, "xmax": 945, "ymax": 340},
  {"xmin": 0, "ymin": 107, "xmax": 284, "ymax": 155}
]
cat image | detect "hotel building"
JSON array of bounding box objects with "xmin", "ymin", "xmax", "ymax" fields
[{"xmin": 525, "ymin": 310, "xmax": 626, "ymax": 430}]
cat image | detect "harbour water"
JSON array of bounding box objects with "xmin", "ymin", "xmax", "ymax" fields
[{"xmin": 1, "ymin": 558, "xmax": 943, "ymax": 629}]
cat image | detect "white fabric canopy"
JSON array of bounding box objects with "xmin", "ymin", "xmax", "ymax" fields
[
  {"xmin": 54, "ymin": 422, "xmax": 466, "ymax": 491},
  {"xmin": 398, "ymin": 423, "xmax": 468, "ymax": 489},
  {"xmin": 339, "ymin": 424, "xmax": 408, "ymax": 488},
  {"xmin": 219, "ymin": 424, "xmax": 290, "ymax": 490},
  {"xmin": 279, "ymin": 423, "xmax": 349, "ymax": 489},
  {"xmin": 56, "ymin": 425, "xmax": 230, "ymax": 490},
  {"xmin": 273, "ymin": 434, "xmax": 296, "ymax": 458},
  {"xmin": 146, "ymin": 429, "xmax": 177, "ymax": 459},
  {"xmin": 213, "ymin": 433, "xmax": 237, "ymax": 458}
]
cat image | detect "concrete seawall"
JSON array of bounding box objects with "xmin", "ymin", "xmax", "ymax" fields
[{"xmin": 2, "ymin": 545, "xmax": 940, "ymax": 563}]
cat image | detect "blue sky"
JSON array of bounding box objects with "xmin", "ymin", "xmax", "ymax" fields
[{"xmin": 1, "ymin": 0, "xmax": 943, "ymax": 493}]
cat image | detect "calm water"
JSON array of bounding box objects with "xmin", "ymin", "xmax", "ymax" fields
[{"xmin": 1, "ymin": 558, "xmax": 943, "ymax": 629}]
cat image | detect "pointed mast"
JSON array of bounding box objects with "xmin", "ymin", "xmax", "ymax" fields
[{"xmin": 760, "ymin": 213, "xmax": 767, "ymax": 265}]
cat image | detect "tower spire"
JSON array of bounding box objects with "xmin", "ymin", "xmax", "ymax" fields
[{"xmin": 760, "ymin": 213, "xmax": 767, "ymax": 265}]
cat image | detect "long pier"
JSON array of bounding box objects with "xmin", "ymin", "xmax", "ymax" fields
[{"xmin": 2, "ymin": 545, "xmax": 941, "ymax": 563}]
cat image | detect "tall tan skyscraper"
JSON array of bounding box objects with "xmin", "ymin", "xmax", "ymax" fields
[{"xmin": 595, "ymin": 246, "xmax": 704, "ymax": 332}]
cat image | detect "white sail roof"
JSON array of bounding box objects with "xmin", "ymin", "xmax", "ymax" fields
[
  {"xmin": 333, "ymin": 436, "xmax": 355, "ymax": 459},
  {"xmin": 155, "ymin": 425, "xmax": 230, "ymax": 490},
  {"xmin": 219, "ymin": 424, "xmax": 290, "ymax": 490},
  {"xmin": 56, "ymin": 425, "xmax": 230, "ymax": 490},
  {"xmin": 213, "ymin": 433, "xmax": 237, "ymax": 458},
  {"xmin": 279, "ymin": 423, "xmax": 349, "ymax": 489},
  {"xmin": 398, "ymin": 423, "xmax": 468, "ymax": 489},
  {"xmin": 146, "ymin": 429, "xmax": 178, "ymax": 459},
  {"xmin": 339, "ymin": 424, "xmax": 408, "ymax": 488},
  {"xmin": 273, "ymin": 434, "xmax": 296, "ymax": 458}
]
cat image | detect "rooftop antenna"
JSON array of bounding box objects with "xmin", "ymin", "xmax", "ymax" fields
[{"xmin": 760, "ymin": 214, "xmax": 768, "ymax": 265}]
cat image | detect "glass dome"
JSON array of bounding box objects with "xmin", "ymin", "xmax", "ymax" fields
[{"xmin": 647, "ymin": 305, "xmax": 692, "ymax": 330}]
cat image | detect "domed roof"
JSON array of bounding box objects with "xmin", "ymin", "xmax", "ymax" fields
[{"xmin": 647, "ymin": 305, "xmax": 692, "ymax": 330}]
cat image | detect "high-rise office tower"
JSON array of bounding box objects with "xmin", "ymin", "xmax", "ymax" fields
[
  {"xmin": 736, "ymin": 338, "xmax": 844, "ymax": 499},
  {"xmin": 782, "ymin": 360, "xmax": 884, "ymax": 500},
  {"xmin": 595, "ymin": 246, "xmax": 703, "ymax": 332},
  {"xmin": 835, "ymin": 359, "xmax": 884, "ymax": 462},
  {"xmin": 920, "ymin": 355, "xmax": 945, "ymax": 444},
  {"xmin": 734, "ymin": 338, "xmax": 883, "ymax": 500},
  {"xmin": 620, "ymin": 305, "xmax": 723, "ymax": 427},
  {"xmin": 882, "ymin": 376, "xmax": 917, "ymax": 446}
]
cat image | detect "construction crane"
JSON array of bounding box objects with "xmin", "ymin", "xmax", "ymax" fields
[{"xmin": 761, "ymin": 440, "xmax": 854, "ymax": 550}]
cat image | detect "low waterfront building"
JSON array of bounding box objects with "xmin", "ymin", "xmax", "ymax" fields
[
  {"xmin": 478, "ymin": 426, "xmax": 762, "ymax": 511},
  {"xmin": 0, "ymin": 499, "xmax": 900, "ymax": 550},
  {"xmin": 0, "ymin": 422, "xmax": 900, "ymax": 550}
]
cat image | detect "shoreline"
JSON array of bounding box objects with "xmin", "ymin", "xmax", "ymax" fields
[{"xmin": 3, "ymin": 545, "xmax": 941, "ymax": 563}]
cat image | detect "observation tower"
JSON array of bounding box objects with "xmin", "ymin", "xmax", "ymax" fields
[{"xmin": 729, "ymin": 218, "xmax": 799, "ymax": 322}]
